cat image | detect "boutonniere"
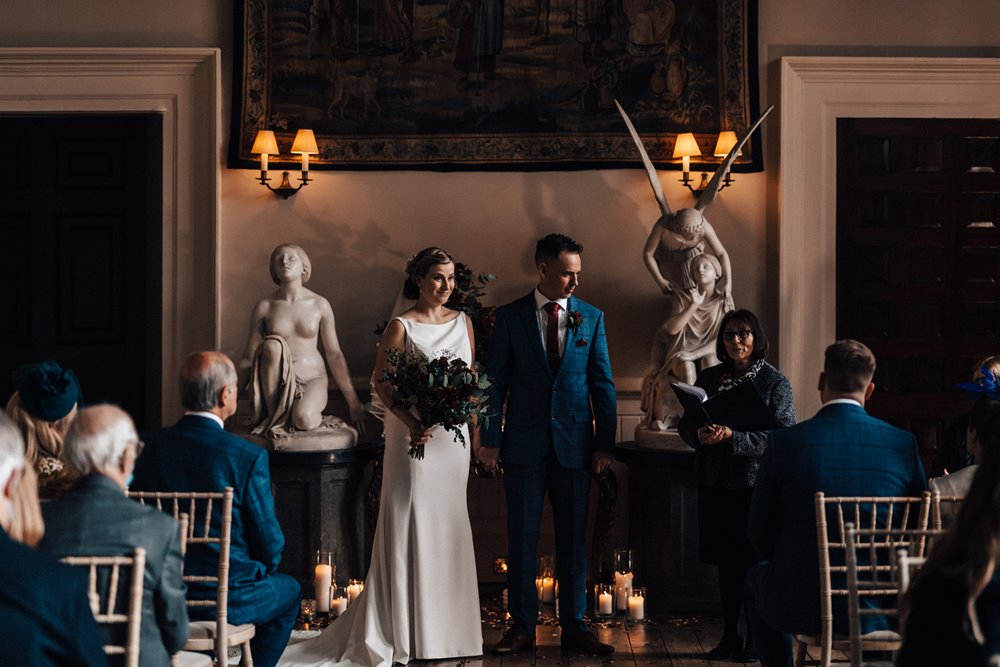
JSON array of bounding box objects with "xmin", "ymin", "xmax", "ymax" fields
[
  {"xmin": 568, "ymin": 310, "xmax": 583, "ymax": 334},
  {"xmin": 575, "ymin": 338, "xmax": 588, "ymax": 347}
]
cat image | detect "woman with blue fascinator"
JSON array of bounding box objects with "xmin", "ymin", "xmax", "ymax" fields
[
  {"xmin": 4, "ymin": 360, "xmax": 82, "ymax": 500},
  {"xmin": 930, "ymin": 355, "xmax": 1000, "ymax": 479}
]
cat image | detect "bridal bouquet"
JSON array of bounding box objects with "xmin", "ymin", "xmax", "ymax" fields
[{"xmin": 379, "ymin": 348, "xmax": 492, "ymax": 460}]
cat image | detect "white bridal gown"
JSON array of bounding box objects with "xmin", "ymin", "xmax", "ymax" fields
[{"xmin": 278, "ymin": 312, "xmax": 483, "ymax": 667}]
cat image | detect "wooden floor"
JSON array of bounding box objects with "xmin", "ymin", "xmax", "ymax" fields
[{"xmin": 332, "ymin": 586, "xmax": 849, "ymax": 667}]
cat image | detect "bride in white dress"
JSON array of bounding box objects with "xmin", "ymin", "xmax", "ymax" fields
[{"xmin": 279, "ymin": 247, "xmax": 484, "ymax": 667}]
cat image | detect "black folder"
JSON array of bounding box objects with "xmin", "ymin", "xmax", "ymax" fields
[{"xmin": 671, "ymin": 380, "xmax": 782, "ymax": 432}]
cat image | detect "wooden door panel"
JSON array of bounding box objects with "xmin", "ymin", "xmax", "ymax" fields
[
  {"xmin": 0, "ymin": 115, "xmax": 161, "ymax": 430},
  {"xmin": 838, "ymin": 118, "xmax": 1000, "ymax": 467}
]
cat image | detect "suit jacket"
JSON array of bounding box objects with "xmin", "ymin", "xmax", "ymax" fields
[
  {"xmin": 484, "ymin": 292, "xmax": 617, "ymax": 469},
  {"xmin": 747, "ymin": 402, "xmax": 927, "ymax": 636},
  {"xmin": 0, "ymin": 526, "xmax": 107, "ymax": 667},
  {"xmin": 40, "ymin": 474, "xmax": 189, "ymax": 667},
  {"xmin": 132, "ymin": 414, "xmax": 285, "ymax": 599}
]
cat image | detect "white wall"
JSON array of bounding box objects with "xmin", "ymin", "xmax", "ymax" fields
[{"xmin": 4, "ymin": 0, "xmax": 1000, "ymax": 402}]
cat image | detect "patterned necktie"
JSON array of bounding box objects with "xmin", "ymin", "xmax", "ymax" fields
[{"xmin": 544, "ymin": 301, "xmax": 561, "ymax": 373}]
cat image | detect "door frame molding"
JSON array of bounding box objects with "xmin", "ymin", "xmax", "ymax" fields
[
  {"xmin": 779, "ymin": 56, "xmax": 1000, "ymax": 418},
  {"xmin": 0, "ymin": 48, "xmax": 221, "ymax": 423}
]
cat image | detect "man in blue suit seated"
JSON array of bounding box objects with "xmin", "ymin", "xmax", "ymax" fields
[
  {"xmin": 0, "ymin": 412, "xmax": 107, "ymax": 666},
  {"xmin": 480, "ymin": 233, "xmax": 618, "ymax": 656},
  {"xmin": 41, "ymin": 404, "xmax": 189, "ymax": 667},
  {"xmin": 132, "ymin": 351, "xmax": 301, "ymax": 667},
  {"xmin": 745, "ymin": 339, "xmax": 927, "ymax": 667}
]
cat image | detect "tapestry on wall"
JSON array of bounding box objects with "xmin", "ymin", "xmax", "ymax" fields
[{"xmin": 229, "ymin": 0, "xmax": 761, "ymax": 170}]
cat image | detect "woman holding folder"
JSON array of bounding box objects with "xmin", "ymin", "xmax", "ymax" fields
[{"xmin": 678, "ymin": 308, "xmax": 795, "ymax": 661}]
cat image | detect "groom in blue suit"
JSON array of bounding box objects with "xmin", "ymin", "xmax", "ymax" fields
[
  {"xmin": 744, "ymin": 340, "xmax": 927, "ymax": 667},
  {"xmin": 481, "ymin": 233, "xmax": 617, "ymax": 655}
]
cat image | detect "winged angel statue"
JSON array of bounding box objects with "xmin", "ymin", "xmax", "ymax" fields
[{"xmin": 615, "ymin": 101, "xmax": 773, "ymax": 431}]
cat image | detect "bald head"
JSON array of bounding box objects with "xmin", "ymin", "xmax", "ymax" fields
[
  {"xmin": 181, "ymin": 352, "xmax": 237, "ymax": 414},
  {"xmin": 64, "ymin": 405, "xmax": 138, "ymax": 483}
]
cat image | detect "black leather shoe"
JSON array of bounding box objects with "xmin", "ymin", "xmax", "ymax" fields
[
  {"xmin": 494, "ymin": 628, "xmax": 534, "ymax": 654},
  {"xmin": 561, "ymin": 630, "xmax": 614, "ymax": 655}
]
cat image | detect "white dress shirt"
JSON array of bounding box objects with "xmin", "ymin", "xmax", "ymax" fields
[{"xmin": 533, "ymin": 288, "xmax": 568, "ymax": 357}]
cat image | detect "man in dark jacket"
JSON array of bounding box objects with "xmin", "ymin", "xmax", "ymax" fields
[{"xmin": 41, "ymin": 404, "xmax": 189, "ymax": 667}]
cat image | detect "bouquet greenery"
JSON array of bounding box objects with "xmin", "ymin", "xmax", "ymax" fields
[{"xmin": 379, "ymin": 347, "xmax": 492, "ymax": 460}]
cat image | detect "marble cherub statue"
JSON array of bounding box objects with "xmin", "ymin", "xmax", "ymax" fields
[
  {"xmin": 238, "ymin": 243, "xmax": 366, "ymax": 446},
  {"xmin": 616, "ymin": 101, "xmax": 773, "ymax": 431}
]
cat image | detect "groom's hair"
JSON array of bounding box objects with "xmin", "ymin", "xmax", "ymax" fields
[{"xmin": 535, "ymin": 233, "xmax": 583, "ymax": 265}]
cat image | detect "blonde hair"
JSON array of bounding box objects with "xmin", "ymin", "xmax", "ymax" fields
[
  {"xmin": 7, "ymin": 465, "xmax": 44, "ymax": 547},
  {"xmin": 4, "ymin": 392, "xmax": 76, "ymax": 465}
]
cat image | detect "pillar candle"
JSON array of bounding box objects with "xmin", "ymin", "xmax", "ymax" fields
[
  {"xmin": 314, "ymin": 564, "xmax": 332, "ymax": 613},
  {"xmin": 598, "ymin": 591, "xmax": 613, "ymax": 615},
  {"xmin": 628, "ymin": 594, "xmax": 645, "ymax": 620},
  {"xmin": 347, "ymin": 582, "xmax": 364, "ymax": 605},
  {"xmin": 614, "ymin": 571, "xmax": 633, "ymax": 611},
  {"xmin": 330, "ymin": 596, "xmax": 348, "ymax": 617}
]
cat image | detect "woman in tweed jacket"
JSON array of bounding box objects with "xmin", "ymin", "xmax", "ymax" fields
[{"xmin": 679, "ymin": 309, "xmax": 795, "ymax": 661}]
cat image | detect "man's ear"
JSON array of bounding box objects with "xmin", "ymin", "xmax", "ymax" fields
[
  {"xmin": 817, "ymin": 371, "xmax": 826, "ymax": 393},
  {"xmin": 863, "ymin": 382, "xmax": 875, "ymax": 402}
]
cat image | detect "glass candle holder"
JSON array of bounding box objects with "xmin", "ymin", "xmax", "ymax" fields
[
  {"xmin": 329, "ymin": 590, "xmax": 348, "ymax": 618},
  {"xmin": 535, "ymin": 575, "xmax": 556, "ymax": 603},
  {"xmin": 594, "ymin": 583, "xmax": 614, "ymax": 618},
  {"xmin": 347, "ymin": 578, "xmax": 365, "ymax": 605},
  {"xmin": 537, "ymin": 555, "xmax": 554, "ymax": 577},
  {"xmin": 300, "ymin": 598, "xmax": 316, "ymax": 628},
  {"xmin": 627, "ymin": 586, "xmax": 647, "ymax": 621},
  {"xmin": 314, "ymin": 551, "xmax": 334, "ymax": 613},
  {"xmin": 613, "ymin": 548, "xmax": 632, "ymax": 574}
]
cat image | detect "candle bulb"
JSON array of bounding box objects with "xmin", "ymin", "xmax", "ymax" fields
[
  {"xmin": 261, "ymin": 153, "xmax": 269, "ymax": 174},
  {"xmin": 682, "ymin": 154, "xmax": 690, "ymax": 178}
]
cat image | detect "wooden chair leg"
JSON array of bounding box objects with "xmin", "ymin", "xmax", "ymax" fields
[
  {"xmin": 793, "ymin": 638, "xmax": 808, "ymax": 667},
  {"xmin": 239, "ymin": 640, "xmax": 253, "ymax": 666}
]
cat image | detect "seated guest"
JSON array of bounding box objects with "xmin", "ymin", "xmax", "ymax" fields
[
  {"xmin": 899, "ymin": 408, "xmax": 1000, "ymax": 667},
  {"xmin": 931, "ymin": 391, "xmax": 1000, "ymax": 521},
  {"xmin": 5, "ymin": 360, "xmax": 82, "ymax": 498},
  {"xmin": 745, "ymin": 339, "xmax": 927, "ymax": 667},
  {"xmin": 0, "ymin": 412, "xmax": 106, "ymax": 667},
  {"xmin": 40, "ymin": 404, "xmax": 189, "ymax": 667},
  {"xmin": 132, "ymin": 351, "xmax": 300, "ymax": 667},
  {"xmin": 930, "ymin": 355, "xmax": 1000, "ymax": 478}
]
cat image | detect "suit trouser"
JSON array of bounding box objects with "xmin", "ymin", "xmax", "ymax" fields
[
  {"xmin": 744, "ymin": 563, "xmax": 793, "ymax": 667},
  {"xmin": 193, "ymin": 572, "xmax": 301, "ymax": 667},
  {"xmin": 504, "ymin": 447, "xmax": 591, "ymax": 635}
]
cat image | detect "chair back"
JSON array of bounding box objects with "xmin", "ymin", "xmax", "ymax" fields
[
  {"xmin": 811, "ymin": 492, "xmax": 932, "ymax": 667},
  {"xmin": 844, "ymin": 524, "xmax": 947, "ymax": 666},
  {"xmin": 930, "ymin": 489, "xmax": 964, "ymax": 529},
  {"xmin": 61, "ymin": 547, "xmax": 147, "ymax": 667},
  {"xmin": 128, "ymin": 488, "xmax": 233, "ymax": 661}
]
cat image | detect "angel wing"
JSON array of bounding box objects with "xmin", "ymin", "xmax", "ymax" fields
[
  {"xmin": 695, "ymin": 105, "xmax": 774, "ymax": 212},
  {"xmin": 615, "ymin": 99, "xmax": 670, "ymax": 218}
]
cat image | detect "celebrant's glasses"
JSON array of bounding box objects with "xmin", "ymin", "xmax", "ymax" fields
[{"xmin": 722, "ymin": 329, "xmax": 753, "ymax": 342}]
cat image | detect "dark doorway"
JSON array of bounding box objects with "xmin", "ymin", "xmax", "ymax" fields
[
  {"xmin": 0, "ymin": 115, "xmax": 162, "ymax": 430},
  {"xmin": 837, "ymin": 118, "xmax": 1000, "ymax": 469}
]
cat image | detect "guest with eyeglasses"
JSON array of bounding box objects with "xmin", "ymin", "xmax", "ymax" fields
[
  {"xmin": 39, "ymin": 404, "xmax": 189, "ymax": 667},
  {"xmin": 679, "ymin": 308, "xmax": 795, "ymax": 661}
]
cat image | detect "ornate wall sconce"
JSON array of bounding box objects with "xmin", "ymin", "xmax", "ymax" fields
[
  {"xmin": 673, "ymin": 130, "xmax": 742, "ymax": 195},
  {"xmin": 251, "ymin": 129, "xmax": 319, "ymax": 199}
]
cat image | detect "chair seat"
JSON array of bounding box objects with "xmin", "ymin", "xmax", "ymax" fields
[
  {"xmin": 172, "ymin": 650, "xmax": 213, "ymax": 667},
  {"xmin": 185, "ymin": 620, "xmax": 257, "ymax": 649}
]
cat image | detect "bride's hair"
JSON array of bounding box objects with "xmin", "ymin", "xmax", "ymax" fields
[{"xmin": 403, "ymin": 247, "xmax": 454, "ymax": 300}]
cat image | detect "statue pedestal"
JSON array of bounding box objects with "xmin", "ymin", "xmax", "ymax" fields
[
  {"xmin": 267, "ymin": 440, "xmax": 384, "ymax": 593},
  {"xmin": 616, "ymin": 437, "xmax": 717, "ymax": 612},
  {"xmin": 232, "ymin": 400, "xmax": 358, "ymax": 451}
]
